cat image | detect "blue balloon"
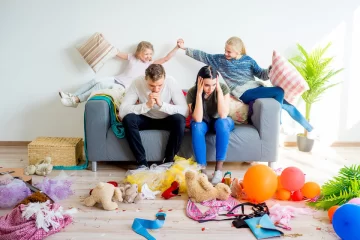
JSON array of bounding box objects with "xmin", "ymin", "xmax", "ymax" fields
[{"xmin": 332, "ymin": 203, "xmax": 360, "ymax": 240}]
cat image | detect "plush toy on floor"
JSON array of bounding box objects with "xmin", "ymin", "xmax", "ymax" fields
[
  {"xmin": 25, "ymin": 157, "xmax": 53, "ymax": 176},
  {"xmin": 185, "ymin": 170, "xmax": 231, "ymax": 203},
  {"xmin": 84, "ymin": 182, "xmax": 123, "ymax": 210},
  {"xmin": 121, "ymin": 184, "xmax": 143, "ymax": 204}
]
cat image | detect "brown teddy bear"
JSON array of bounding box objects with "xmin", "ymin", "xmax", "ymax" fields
[
  {"xmin": 121, "ymin": 183, "xmax": 143, "ymax": 204},
  {"xmin": 84, "ymin": 182, "xmax": 123, "ymax": 210},
  {"xmin": 185, "ymin": 170, "xmax": 231, "ymax": 203}
]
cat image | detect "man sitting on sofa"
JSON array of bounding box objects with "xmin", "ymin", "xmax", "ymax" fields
[{"xmin": 119, "ymin": 64, "xmax": 188, "ymax": 168}]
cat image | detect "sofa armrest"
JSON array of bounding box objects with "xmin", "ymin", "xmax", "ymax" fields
[
  {"xmin": 85, "ymin": 100, "xmax": 110, "ymax": 162},
  {"xmin": 252, "ymin": 98, "xmax": 281, "ymax": 162}
]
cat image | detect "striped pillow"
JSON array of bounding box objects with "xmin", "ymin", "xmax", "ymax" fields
[
  {"xmin": 77, "ymin": 33, "xmax": 118, "ymax": 73},
  {"xmin": 269, "ymin": 50, "xmax": 309, "ymax": 104}
]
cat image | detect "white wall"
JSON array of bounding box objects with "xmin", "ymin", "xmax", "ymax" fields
[{"xmin": 1, "ymin": 0, "xmax": 359, "ymax": 142}]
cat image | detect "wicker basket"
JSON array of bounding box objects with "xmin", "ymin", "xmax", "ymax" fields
[{"xmin": 28, "ymin": 137, "xmax": 83, "ymax": 166}]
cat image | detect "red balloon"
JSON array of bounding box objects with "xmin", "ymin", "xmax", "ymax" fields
[
  {"xmin": 291, "ymin": 190, "xmax": 303, "ymax": 201},
  {"xmin": 280, "ymin": 167, "xmax": 305, "ymax": 191}
]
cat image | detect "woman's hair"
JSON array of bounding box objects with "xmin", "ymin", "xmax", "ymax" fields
[
  {"xmin": 226, "ymin": 36, "xmax": 246, "ymax": 55},
  {"xmin": 145, "ymin": 64, "xmax": 166, "ymax": 81},
  {"xmin": 191, "ymin": 66, "xmax": 219, "ymax": 119},
  {"xmin": 135, "ymin": 41, "xmax": 154, "ymax": 59}
]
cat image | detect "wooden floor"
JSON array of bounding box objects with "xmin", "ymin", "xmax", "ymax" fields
[{"xmin": 1, "ymin": 144, "xmax": 357, "ymax": 239}]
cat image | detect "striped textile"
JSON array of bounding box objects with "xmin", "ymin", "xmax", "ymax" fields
[
  {"xmin": 186, "ymin": 197, "xmax": 240, "ymax": 221},
  {"xmin": 269, "ymin": 50, "xmax": 309, "ymax": 104},
  {"xmin": 77, "ymin": 33, "xmax": 117, "ymax": 73}
]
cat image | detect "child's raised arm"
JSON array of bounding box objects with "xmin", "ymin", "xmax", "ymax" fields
[
  {"xmin": 116, "ymin": 49, "xmax": 129, "ymax": 60},
  {"xmin": 153, "ymin": 39, "xmax": 181, "ymax": 64},
  {"xmin": 178, "ymin": 39, "xmax": 220, "ymax": 69}
]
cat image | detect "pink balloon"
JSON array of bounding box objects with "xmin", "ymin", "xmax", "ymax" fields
[
  {"xmin": 348, "ymin": 198, "xmax": 360, "ymax": 205},
  {"xmin": 280, "ymin": 167, "xmax": 305, "ymax": 191}
]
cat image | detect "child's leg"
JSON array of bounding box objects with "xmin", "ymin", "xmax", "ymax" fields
[
  {"xmin": 191, "ymin": 121, "xmax": 209, "ymax": 168},
  {"xmin": 73, "ymin": 79, "xmax": 98, "ymax": 97},
  {"xmin": 282, "ymin": 100, "xmax": 313, "ymax": 132},
  {"xmin": 76, "ymin": 77, "xmax": 116, "ymax": 103},
  {"xmin": 239, "ymin": 86, "xmax": 284, "ymax": 104}
]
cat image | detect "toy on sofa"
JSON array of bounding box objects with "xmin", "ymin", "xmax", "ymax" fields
[
  {"xmin": 84, "ymin": 182, "xmax": 123, "ymax": 210},
  {"xmin": 185, "ymin": 170, "xmax": 231, "ymax": 203}
]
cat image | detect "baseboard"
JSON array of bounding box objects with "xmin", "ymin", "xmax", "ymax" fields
[
  {"xmin": 1, "ymin": 141, "xmax": 359, "ymax": 147},
  {"xmin": 0, "ymin": 141, "xmax": 31, "ymax": 146},
  {"xmin": 284, "ymin": 142, "xmax": 360, "ymax": 147}
]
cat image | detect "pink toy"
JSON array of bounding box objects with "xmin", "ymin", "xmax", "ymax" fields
[
  {"xmin": 269, "ymin": 204, "xmax": 313, "ymax": 229},
  {"xmin": 348, "ymin": 198, "xmax": 360, "ymax": 205}
]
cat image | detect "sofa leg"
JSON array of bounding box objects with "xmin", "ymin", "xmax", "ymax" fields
[
  {"xmin": 268, "ymin": 162, "xmax": 275, "ymax": 169},
  {"xmin": 91, "ymin": 161, "xmax": 97, "ymax": 172}
]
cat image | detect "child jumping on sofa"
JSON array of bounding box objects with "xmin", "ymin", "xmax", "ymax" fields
[
  {"xmin": 59, "ymin": 39, "xmax": 181, "ymax": 108},
  {"xmin": 187, "ymin": 65, "xmax": 234, "ymax": 185},
  {"xmin": 178, "ymin": 37, "xmax": 318, "ymax": 139}
]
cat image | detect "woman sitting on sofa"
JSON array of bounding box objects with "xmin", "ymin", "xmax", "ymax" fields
[{"xmin": 186, "ymin": 65, "xmax": 234, "ymax": 185}]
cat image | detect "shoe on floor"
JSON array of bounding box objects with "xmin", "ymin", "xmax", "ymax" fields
[
  {"xmin": 61, "ymin": 97, "xmax": 78, "ymax": 108},
  {"xmin": 211, "ymin": 170, "xmax": 223, "ymax": 185}
]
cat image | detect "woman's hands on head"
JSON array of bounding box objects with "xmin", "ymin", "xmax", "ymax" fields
[{"xmin": 197, "ymin": 77, "xmax": 204, "ymax": 95}]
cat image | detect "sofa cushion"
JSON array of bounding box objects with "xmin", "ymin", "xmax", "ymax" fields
[
  {"xmin": 269, "ymin": 50, "xmax": 309, "ymax": 104},
  {"xmin": 77, "ymin": 33, "xmax": 118, "ymax": 73}
]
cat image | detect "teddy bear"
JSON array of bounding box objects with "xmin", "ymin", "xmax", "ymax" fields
[
  {"xmin": 24, "ymin": 156, "xmax": 53, "ymax": 176},
  {"xmin": 120, "ymin": 183, "xmax": 143, "ymax": 204},
  {"xmin": 84, "ymin": 182, "xmax": 123, "ymax": 210},
  {"xmin": 185, "ymin": 170, "xmax": 231, "ymax": 203}
]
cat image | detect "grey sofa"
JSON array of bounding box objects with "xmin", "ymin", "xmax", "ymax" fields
[{"xmin": 85, "ymin": 98, "xmax": 280, "ymax": 172}]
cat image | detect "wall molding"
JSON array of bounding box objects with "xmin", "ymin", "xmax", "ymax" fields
[
  {"xmin": 1, "ymin": 141, "xmax": 360, "ymax": 147},
  {"xmin": 283, "ymin": 142, "xmax": 360, "ymax": 147},
  {"xmin": 0, "ymin": 141, "xmax": 31, "ymax": 146}
]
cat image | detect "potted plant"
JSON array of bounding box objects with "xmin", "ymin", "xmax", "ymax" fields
[{"xmin": 289, "ymin": 43, "xmax": 343, "ymax": 152}]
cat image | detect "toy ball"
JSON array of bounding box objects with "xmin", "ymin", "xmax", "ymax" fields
[
  {"xmin": 348, "ymin": 198, "xmax": 360, "ymax": 205},
  {"xmin": 277, "ymin": 176, "xmax": 283, "ymax": 190},
  {"xmin": 243, "ymin": 165, "xmax": 277, "ymax": 203},
  {"xmin": 301, "ymin": 182, "xmax": 321, "ymax": 199},
  {"xmin": 328, "ymin": 205, "xmax": 340, "ymax": 223},
  {"xmin": 275, "ymin": 188, "xmax": 291, "ymax": 200},
  {"xmin": 280, "ymin": 167, "xmax": 305, "ymax": 191},
  {"xmin": 291, "ymin": 190, "xmax": 303, "ymax": 201},
  {"xmin": 332, "ymin": 204, "xmax": 360, "ymax": 239}
]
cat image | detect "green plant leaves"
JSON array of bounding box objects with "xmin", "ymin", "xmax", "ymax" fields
[{"xmin": 307, "ymin": 165, "xmax": 360, "ymax": 210}]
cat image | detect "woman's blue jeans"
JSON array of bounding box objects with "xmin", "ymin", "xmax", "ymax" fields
[{"xmin": 191, "ymin": 117, "xmax": 235, "ymax": 166}]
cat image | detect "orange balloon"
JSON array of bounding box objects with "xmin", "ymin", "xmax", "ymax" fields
[
  {"xmin": 328, "ymin": 205, "xmax": 340, "ymax": 223},
  {"xmin": 301, "ymin": 182, "xmax": 321, "ymax": 199},
  {"xmin": 277, "ymin": 176, "xmax": 283, "ymax": 190},
  {"xmin": 243, "ymin": 165, "xmax": 277, "ymax": 203},
  {"xmin": 276, "ymin": 188, "xmax": 291, "ymax": 200}
]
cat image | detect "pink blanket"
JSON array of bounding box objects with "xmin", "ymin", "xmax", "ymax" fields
[{"xmin": 0, "ymin": 202, "xmax": 72, "ymax": 240}]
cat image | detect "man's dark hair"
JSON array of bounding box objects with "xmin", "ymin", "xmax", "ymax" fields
[{"xmin": 145, "ymin": 64, "xmax": 166, "ymax": 81}]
